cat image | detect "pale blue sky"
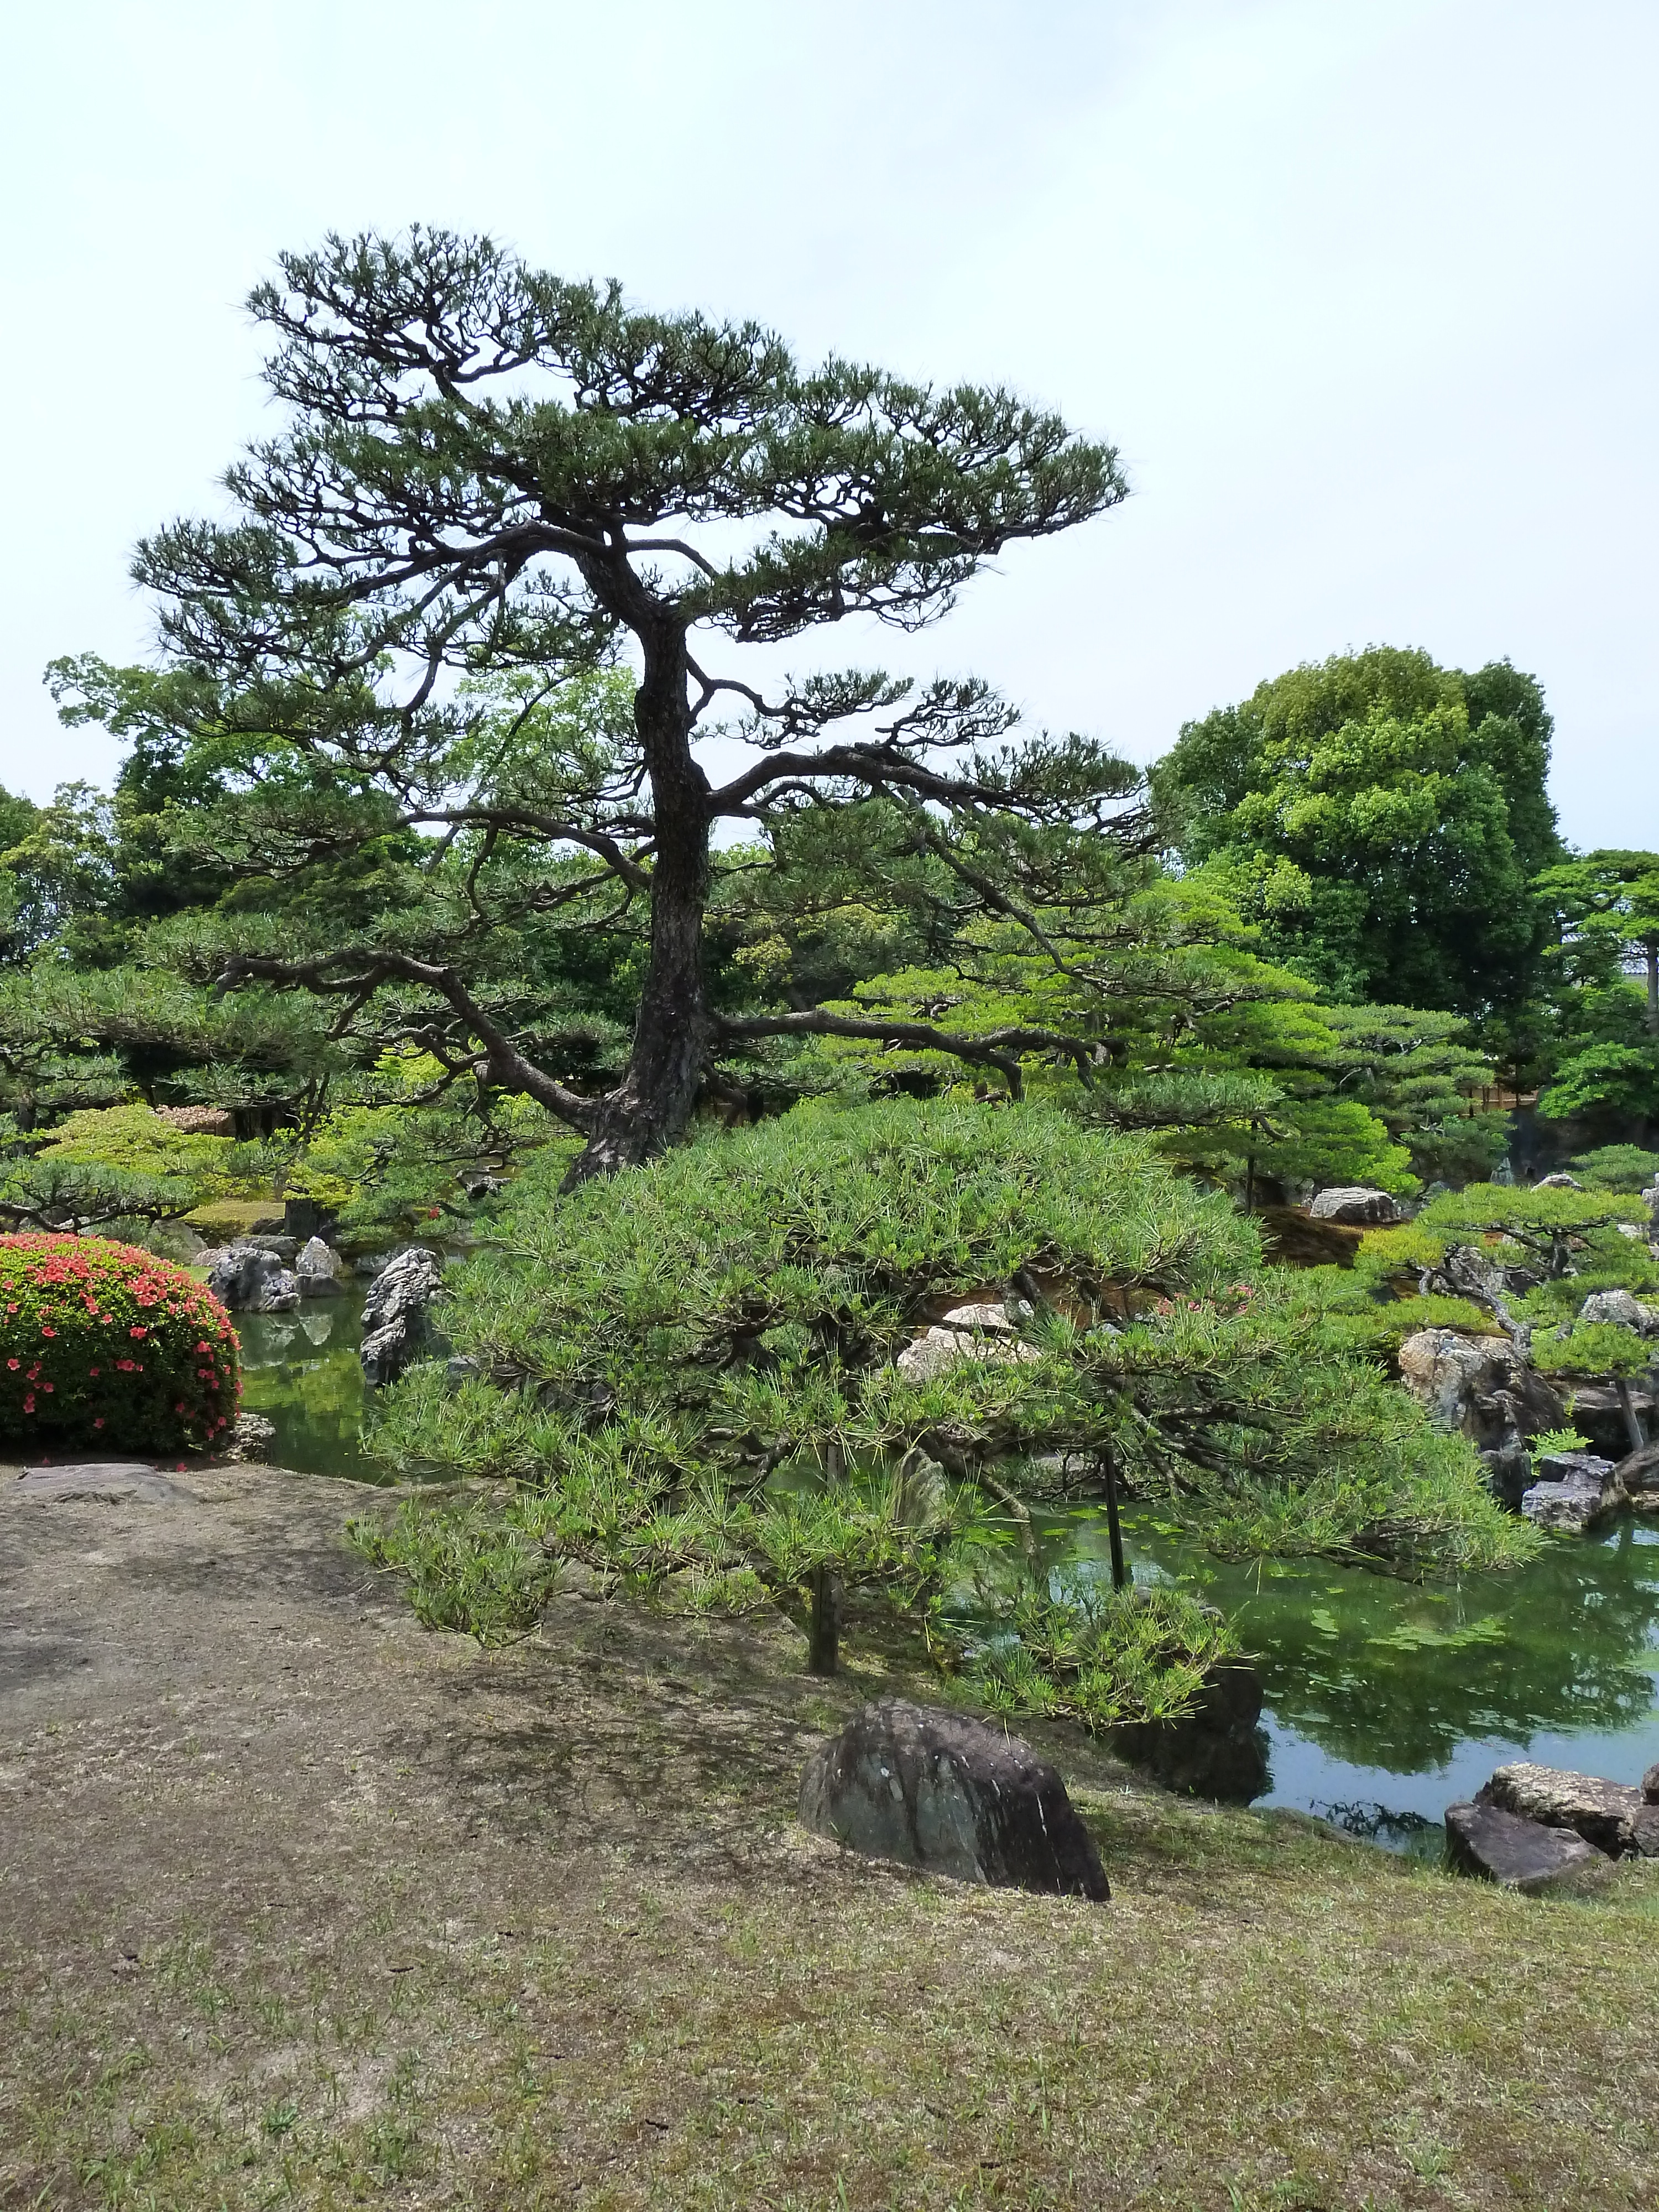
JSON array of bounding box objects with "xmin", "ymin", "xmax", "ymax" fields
[{"xmin": 1, "ymin": 0, "xmax": 1652, "ymax": 846}]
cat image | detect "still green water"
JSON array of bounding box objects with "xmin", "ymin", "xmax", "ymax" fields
[{"xmin": 233, "ymin": 1298, "xmax": 1659, "ymax": 1835}]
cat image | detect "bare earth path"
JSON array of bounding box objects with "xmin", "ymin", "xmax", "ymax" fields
[{"xmin": 2, "ymin": 1462, "xmax": 1657, "ymax": 2211}]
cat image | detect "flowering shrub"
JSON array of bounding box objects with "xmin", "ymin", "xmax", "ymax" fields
[{"xmin": 0, "ymin": 1234, "xmax": 240, "ymax": 1454}]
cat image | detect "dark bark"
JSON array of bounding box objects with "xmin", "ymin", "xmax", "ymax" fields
[
  {"xmin": 1646, "ymin": 935, "xmax": 1658, "ymax": 1035},
  {"xmin": 807, "ymin": 1566, "xmax": 841, "ymax": 1676},
  {"xmin": 564, "ymin": 618, "xmax": 714, "ymax": 1187}
]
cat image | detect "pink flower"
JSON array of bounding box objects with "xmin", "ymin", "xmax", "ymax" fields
[
  {"xmin": 41, "ymin": 1326, "xmax": 56, "ymax": 1337},
  {"xmin": 22, "ymin": 1396, "xmax": 33, "ymax": 1413},
  {"xmin": 5, "ymin": 1359, "xmax": 17, "ymax": 1371},
  {"xmin": 93, "ymin": 1418, "xmax": 103, "ymax": 1429},
  {"xmin": 129, "ymin": 1326, "xmax": 147, "ymax": 1339}
]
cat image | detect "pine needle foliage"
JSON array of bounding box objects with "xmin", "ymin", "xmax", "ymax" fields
[{"xmin": 358, "ymin": 1100, "xmax": 1530, "ymax": 1704}]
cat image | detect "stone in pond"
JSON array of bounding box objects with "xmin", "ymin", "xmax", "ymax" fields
[
  {"xmin": 1444, "ymin": 1801, "xmax": 1603, "ymax": 1892},
  {"xmin": 1520, "ymin": 1451, "xmax": 1620, "ymax": 1535},
  {"xmin": 294, "ymin": 1235, "xmax": 346, "ymax": 1298},
  {"xmin": 799, "ymin": 1699, "xmax": 1109, "ymax": 1901},
  {"xmin": 1478, "ymin": 1761, "xmax": 1659, "ymax": 1856},
  {"xmin": 1645, "ymin": 1763, "xmax": 1659, "ymax": 1806},
  {"xmin": 359, "ymin": 1245, "xmax": 445, "ymax": 1386},
  {"xmin": 205, "ymin": 1243, "xmax": 301, "ymax": 1313}
]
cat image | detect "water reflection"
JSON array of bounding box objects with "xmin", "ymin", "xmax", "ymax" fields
[
  {"xmin": 235, "ymin": 1291, "xmax": 380, "ymax": 1481},
  {"xmin": 1036, "ymin": 1502, "xmax": 1659, "ymax": 1822}
]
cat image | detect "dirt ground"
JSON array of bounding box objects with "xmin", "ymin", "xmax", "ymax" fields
[{"xmin": 3, "ymin": 1459, "xmax": 1658, "ymax": 2212}]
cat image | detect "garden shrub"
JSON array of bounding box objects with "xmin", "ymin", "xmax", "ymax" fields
[
  {"xmin": 358, "ymin": 1099, "xmax": 1530, "ymax": 1696},
  {"xmin": 0, "ymin": 1234, "xmax": 240, "ymax": 1454}
]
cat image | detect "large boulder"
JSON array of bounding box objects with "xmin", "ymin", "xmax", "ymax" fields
[
  {"xmin": 294, "ymin": 1235, "xmax": 347, "ymax": 1299},
  {"xmin": 1307, "ymin": 1186, "xmax": 1402, "ymax": 1226},
  {"xmin": 1477, "ymin": 1761, "xmax": 1659, "ymax": 1856},
  {"xmin": 1444, "ymin": 1801, "xmax": 1605, "ymax": 1892},
  {"xmin": 205, "ymin": 1242, "xmax": 301, "ymax": 1313},
  {"xmin": 359, "ymin": 1246, "xmax": 445, "ymax": 1386},
  {"xmin": 1521, "ymin": 1448, "xmax": 1621, "ymax": 1535},
  {"xmin": 799, "ymin": 1699, "xmax": 1109, "ymax": 1901},
  {"xmin": 1396, "ymin": 1328, "xmax": 1566, "ymax": 1507}
]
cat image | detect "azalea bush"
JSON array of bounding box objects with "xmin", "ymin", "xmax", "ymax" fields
[{"xmin": 0, "ymin": 1233, "xmax": 240, "ymax": 1453}]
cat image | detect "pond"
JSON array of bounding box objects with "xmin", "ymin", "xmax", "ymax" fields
[{"xmin": 232, "ymin": 1300, "xmax": 1659, "ymax": 1844}]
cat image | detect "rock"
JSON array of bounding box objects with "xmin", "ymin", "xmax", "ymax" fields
[
  {"xmin": 1396, "ymin": 1328, "xmax": 1566, "ymax": 1508},
  {"xmin": 1533, "ymin": 1172, "xmax": 1583, "ymax": 1191},
  {"xmin": 359, "ymin": 1246, "xmax": 445, "ymax": 1386},
  {"xmin": 223, "ymin": 1411, "xmax": 276, "ymax": 1462},
  {"xmin": 1477, "ymin": 1761, "xmax": 1659, "ymax": 1857},
  {"xmin": 15, "ymin": 1463, "xmax": 197, "ymax": 1504},
  {"xmin": 205, "ymin": 1243, "xmax": 301, "ymax": 1313},
  {"xmin": 299, "ymin": 1313, "xmax": 335, "ymax": 1347},
  {"xmin": 896, "ymin": 1327, "xmax": 1041, "ymax": 1383},
  {"xmin": 1626, "ymin": 1442, "xmax": 1659, "ymax": 1497},
  {"xmin": 1112, "ymin": 1661, "xmax": 1268, "ymax": 1802},
  {"xmin": 1578, "ymin": 1287, "xmax": 1659, "ymax": 1333},
  {"xmin": 938, "ymin": 1298, "xmax": 1032, "ymax": 1332},
  {"xmin": 294, "ymin": 1235, "xmax": 346, "ymax": 1298},
  {"xmin": 799, "ymin": 1699, "xmax": 1108, "ymax": 1900},
  {"xmin": 353, "ymin": 1252, "xmax": 395, "ymax": 1277},
  {"xmin": 1444, "ymin": 1801, "xmax": 1605, "ymax": 1892},
  {"xmin": 156, "ymin": 1104, "xmax": 236, "ymax": 1136},
  {"xmin": 460, "ymin": 1171, "xmax": 504, "ymax": 1201},
  {"xmin": 1307, "ymin": 1186, "xmax": 1402, "ymax": 1226},
  {"xmin": 1645, "ymin": 1762, "xmax": 1659, "ymax": 1805},
  {"xmin": 1521, "ymin": 1451, "xmax": 1620, "ymax": 1533},
  {"xmin": 1558, "ymin": 1379, "xmax": 1658, "ymax": 1460}
]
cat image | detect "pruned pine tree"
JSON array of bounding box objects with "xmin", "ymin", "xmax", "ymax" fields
[{"xmin": 66, "ymin": 229, "xmax": 1131, "ymax": 1185}]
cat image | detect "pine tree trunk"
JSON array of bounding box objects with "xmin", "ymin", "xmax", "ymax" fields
[
  {"xmin": 807, "ymin": 1566, "xmax": 841, "ymax": 1675},
  {"xmin": 564, "ymin": 626, "xmax": 714, "ymax": 1188}
]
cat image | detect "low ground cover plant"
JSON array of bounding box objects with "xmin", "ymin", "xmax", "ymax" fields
[{"xmin": 0, "ymin": 1233, "xmax": 239, "ymax": 1454}]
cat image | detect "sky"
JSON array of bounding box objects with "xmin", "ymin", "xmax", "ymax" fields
[{"xmin": 0, "ymin": 0, "xmax": 1653, "ymax": 847}]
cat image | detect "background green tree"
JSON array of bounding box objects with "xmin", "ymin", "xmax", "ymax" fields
[{"xmin": 1151, "ymin": 646, "xmax": 1562, "ymax": 1055}]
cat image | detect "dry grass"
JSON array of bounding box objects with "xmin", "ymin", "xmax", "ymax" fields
[{"xmin": 2, "ymin": 1465, "xmax": 1657, "ymax": 2210}]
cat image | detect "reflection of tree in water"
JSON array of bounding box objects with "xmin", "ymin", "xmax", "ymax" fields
[{"xmin": 1037, "ymin": 1510, "xmax": 1659, "ymax": 1776}]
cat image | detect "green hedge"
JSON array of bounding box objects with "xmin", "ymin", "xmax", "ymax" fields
[{"xmin": 0, "ymin": 1234, "xmax": 240, "ymax": 1454}]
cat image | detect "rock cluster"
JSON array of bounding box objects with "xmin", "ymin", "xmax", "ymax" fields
[
  {"xmin": 799, "ymin": 1699, "xmax": 1109, "ymax": 1900},
  {"xmin": 1447, "ymin": 1759, "xmax": 1659, "ymax": 1891},
  {"xmin": 1396, "ymin": 1327, "xmax": 1564, "ymax": 1507},
  {"xmin": 1578, "ymin": 1287, "xmax": 1659, "ymax": 1334},
  {"xmin": 205, "ymin": 1243, "xmax": 300, "ymax": 1313}
]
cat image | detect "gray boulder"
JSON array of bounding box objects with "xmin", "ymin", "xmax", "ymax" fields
[
  {"xmin": 1533, "ymin": 1172, "xmax": 1583, "ymax": 1191},
  {"xmin": 1445, "ymin": 1801, "xmax": 1604, "ymax": 1892},
  {"xmin": 1307, "ymin": 1186, "xmax": 1402, "ymax": 1226},
  {"xmin": 294, "ymin": 1235, "xmax": 346, "ymax": 1298},
  {"xmin": 799, "ymin": 1699, "xmax": 1109, "ymax": 1901},
  {"xmin": 1578, "ymin": 1287, "xmax": 1658, "ymax": 1333},
  {"xmin": 205, "ymin": 1242, "xmax": 301, "ymax": 1313},
  {"xmin": 1645, "ymin": 1762, "xmax": 1659, "ymax": 1804},
  {"xmin": 1617, "ymin": 1439, "xmax": 1659, "ymax": 1505},
  {"xmin": 1521, "ymin": 1451, "xmax": 1621, "ymax": 1534},
  {"xmin": 359, "ymin": 1246, "xmax": 445, "ymax": 1386},
  {"xmin": 1477, "ymin": 1761, "xmax": 1659, "ymax": 1857}
]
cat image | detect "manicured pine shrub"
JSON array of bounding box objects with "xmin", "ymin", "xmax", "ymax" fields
[{"xmin": 0, "ymin": 1234, "xmax": 240, "ymax": 1455}]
